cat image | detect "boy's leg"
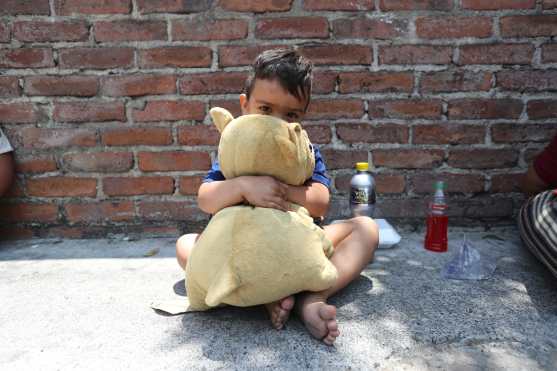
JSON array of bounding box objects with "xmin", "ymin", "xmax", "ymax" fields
[
  {"xmin": 176, "ymin": 233, "xmax": 199, "ymax": 270},
  {"xmin": 296, "ymin": 216, "xmax": 378, "ymax": 345},
  {"xmin": 0, "ymin": 153, "xmax": 14, "ymax": 197}
]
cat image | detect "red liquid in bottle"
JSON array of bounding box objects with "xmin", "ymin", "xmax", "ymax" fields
[{"xmin": 424, "ymin": 214, "xmax": 448, "ymax": 252}]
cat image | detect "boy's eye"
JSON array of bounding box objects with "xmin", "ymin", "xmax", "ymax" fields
[
  {"xmin": 258, "ymin": 106, "xmax": 271, "ymax": 113},
  {"xmin": 287, "ymin": 112, "xmax": 299, "ymax": 120}
]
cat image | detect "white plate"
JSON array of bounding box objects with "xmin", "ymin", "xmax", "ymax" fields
[{"xmin": 331, "ymin": 218, "xmax": 401, "ymax": 249}]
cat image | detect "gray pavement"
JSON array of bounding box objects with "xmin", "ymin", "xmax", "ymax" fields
[{"xmin": 1, "ymin": 229, "xmax": 556, "ymax": 370}]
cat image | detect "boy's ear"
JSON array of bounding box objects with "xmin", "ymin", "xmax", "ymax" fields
[{"xmin": 209, "ymin": 107, "xmax": 234, "ymax": 133}]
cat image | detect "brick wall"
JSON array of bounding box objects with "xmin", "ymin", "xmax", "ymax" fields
[{"xmin": 0, "ymin": 0, "xmax": 556, "ymax": 239}]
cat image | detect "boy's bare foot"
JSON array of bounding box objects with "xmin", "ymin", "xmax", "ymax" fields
[
  {"xmin": 265, "ymin": 296, "xmax": 295, "ymax": 330},
  {"xmin": 297, "ymin": 295, "xmax": 339, "ymax": 345}
]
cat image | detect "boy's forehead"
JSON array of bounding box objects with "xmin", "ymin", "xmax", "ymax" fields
[{"xmin": 250, "ymin": 78, "xmax": 307, "ymax": 111}]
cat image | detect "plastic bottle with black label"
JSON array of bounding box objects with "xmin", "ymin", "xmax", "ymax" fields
[{"xmin": 350, "ymin": 162, "xmax": 376, "ymax": 218}]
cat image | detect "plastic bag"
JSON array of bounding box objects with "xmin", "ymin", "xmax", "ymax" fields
[{"xmin": 441, "ymin": 234, "xmax": 496, "ymax": 280}]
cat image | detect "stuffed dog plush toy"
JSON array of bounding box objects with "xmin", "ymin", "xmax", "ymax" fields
[{"xmin": 183, "ymin": 107, "xmax": 338, "ymax": 310}]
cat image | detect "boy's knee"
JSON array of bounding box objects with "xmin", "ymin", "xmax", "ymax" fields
[{"xmin": 352, "ymin": 216, "xmax": 378, "ymax": 234}]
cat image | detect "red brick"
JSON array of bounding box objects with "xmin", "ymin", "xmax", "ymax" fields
[
  {"xmin": 143, "ymin": 225, "xmax": 183, "ymax": 236},
  {"xmin": 410, "ymin": 173, "xmax": 484, "ymax": 194},
  {"xmin": 462, "ymin": 0, "xmax": 535, "ymax": 9},
  {"xmin": 303, "ymin": 123, "xmax": 332, "ymax": 144},
  {"xmin": 339, "ymin": 72, "xmax": 413, "ymax": 93},
  {"xmin": 132, "ymin": 100, "xmax": 205, "ymax": 122},
  {"xmin": 380, "ymin": 45, "xmax": 452, "ymax": 65},
  {"xmin": 492, "ymin": 124, "xmax": 557, "ymax": 143},
  {"xmin": 61, "ymin": 152, "xmax": 133, "ymax": 173},
  {"xmin": 491, "ymin": 173, "xmax": 524, "ymax": 193},
  {"xmin": 421, "ymin": 71, "xmax": 492, "ymax": 93},
  {"xmin": 55, "ymin": 0, "xmax": 131, "ymax": 15},
  {"xmin": 179, "ymin": 176, "xmax": 203, "ymax": 195},
  {"xmin": 65, "ymin": 202, "xmax": 134, "ymax": 223},
  {"xmin": 337, "ymin": 123, "xmax": 409, "ymax": 143},
  {"xmin": 448, "ymin": 99, "xmax": 523, "ymax": 119},
  {"xmin": 0, "ymin": 203, "xmax": 58, "ymax": 223},
  {"xmin": 138, "ymin": 151, "xmax": 211, "ymax": 171},
  {"xmin": 13, "ymin": 20, "xmax": 89, "ymax": 42},
  {"xmin": 18, "ymin": 128, "xmax": 97, "ymax": 149},
  {"xmin": 103, "ymin": 177, "xmax": 174, "ymax": 196},
  {"xmin": 139, "ymin": 47, "xmax": 212, "ymax": 68},
  {"xmin": 138, "ymin": 200, "xmax": 202, "ymax": 221},
  {"xmin": 0, "ymin": 227, "xmax": 34, "ymax": 240},
  {"xmin": 524, "ymin": 148, "xmax": 541, "ymax": 164},
  {"xmin": 542, "ymin": 44, "xmax": 557, "ymax": 63},
  {"xmin": 304, "ymin": 0, "xmax": 374, "ymax": 10},
  {"xmin": 527, "ymin": 100, "xmax": 557, "ymax": 119},
  {"xmin": 54, "ymin": 101, "xmax": 125, "ymax": 123},
  {"xmin": 209, "ymin": 100, "xmax": 242, "ymax": 118},
  {"xmin": 306, "ymin": 99, "xmax": 363, "ymax": 119},
  {"xmin": 374, "ymin": 149, "xmax": 444, "ymax": 169},
  {"xmin": 416, "ymin": 17, "xmax": 491, "ymax": 39},
  {"xmin": 94, "ymin": 20, "xmax": 167, "ymax": 42},
  {"xmin": 312, "ymin": 71, "xmax": 337, "ymax": 94},
  {"xmin": 256, "ymin": 17, "xmax": 328, "ymax": 39},
  {"xmin": 0, "ymin": 103, "xmax": 42, "ymax": 123},
  {"xmin": 335, "ymin": 173, "xmax": 405, "ymax": 194},
  {"xmin": 178, "ymin": 124, "xmax": 220, "ymax": 145},
  {"xmin": 101, "ymin": 74, "xmax": 176, "ymax": 97},
  {"xmin": 15, "ymin": 156, "xmax": 57, "ymax": 173},
  {"xmin": 1, "ymin": 0, "xmax": 50, "ymax": 15},
  {"xmin": 0, "ymin": 21, "xmax": 10, "ymax": 42},
  {"xmin": 497, "ymin": 70, "xmax": 557, "ymax": 92},
  {"xmin": 380, "ymin": 0, "xmax": 452, "ymax": 10},
  {"xmin": 179, "ymin": 72, "xmax": 246, "ymax": 95},
  {"xmin": 40, "ymin": 226, "xmax": 89, "ymax": 239},
  {"xmin": 413, "ymin": 124, "xmax": 485, "ymax": 144},
  {"xmin": 0, "ymin": 48, "xmax": 54, "ymax": 68},
  {"xmin": 27, "ymin": 177, "xmax": 97, "ymax": 197},
  {"xmin": 218, "ymin": 45, "xmax": 287, "ymax": 67},
  {"xmin": 172, "ymin": 18, "xmax": 247, "ymax": 41},
  {"xmin": 448, "ymin": 149, "xmax": 518, "ymax": 169},
  {"xmin": 0, "ymin": 76, "xmax": 21, "ymax": 97},
  {"xmin": 24, "ymin": 76, "xmax": 98, "ymax": 97},
  {"xmin": 544, "ymin": 0, "xmax": 557, "ymax": 9},
  {"xmin": 451, "ymin": 197, "xmax": 514, "ymax": 219},
  {"xmin": 459, "ymin": 44, "xmax": 533, "ymax": 65},
  {"xmin": 218, "ymin": 0, "xmax": 293, "ymax": 12},
  {"xmin": 332, "ymin": 17, "xmax": 406, "ymax": 39},
  {"xmin": 369, "ymin": 99, "xmax": 442, "ymax": 119},
  {"xmin": 300, "ymin": 45, "xmax": 372, "ymax": 65},
  {"xmin": 319, "ymin": 149, "xmax": 369, "ymax": 170},
  {"xmin": 102, "ymin": 128, "xmax": 172, "ymax": 146},
  {"xmin": 137, "ymin": 0, "xmax": 211, "ymax": 13},
  {"xmin": 500, "ymin": 16, "xmax": 557, "ymax": 38},
  {"xmin": 59, "ymin": 47, "xmax": 134, "ymax": 69},
  {"xmin": 368, "ymin": 198, "xmax": 427, "ymax": 218}
]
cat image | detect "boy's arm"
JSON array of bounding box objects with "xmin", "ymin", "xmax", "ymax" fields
[
  {"xmin": 198, "ymin": 176, "xmax": 291, "ymax": 215},
  {"xmin": 285, "ymin": 181, "xmax": 330, "ymax": 218}
]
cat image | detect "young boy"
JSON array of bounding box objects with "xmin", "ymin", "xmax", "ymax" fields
[{"xmin": 176, "ymin": 49, "xmax": 379, "ymax": 345}]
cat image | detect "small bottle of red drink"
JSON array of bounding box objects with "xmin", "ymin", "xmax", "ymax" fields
[{"xmin": 424, "ymin": 181, "xmax": 448, "ymax": 252}]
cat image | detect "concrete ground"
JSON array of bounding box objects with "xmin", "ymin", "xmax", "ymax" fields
[{"xmin": 1, "ymin": 228, "xmax": 556, "ymax": 370}]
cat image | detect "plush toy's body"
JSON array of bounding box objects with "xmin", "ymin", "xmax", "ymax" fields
[{"xmin": 184, "ymin": 108, "xmax": 338, "ymax": 310}]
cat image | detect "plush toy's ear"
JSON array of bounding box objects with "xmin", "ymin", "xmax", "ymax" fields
[{"xmin": 209, "ymin": 107, "xmax": 234, "ymax": 133}]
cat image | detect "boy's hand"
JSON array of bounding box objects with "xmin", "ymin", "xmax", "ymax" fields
[{"xmin": 238, "ymin": 176, "xmax": 290, "ymax": 212}]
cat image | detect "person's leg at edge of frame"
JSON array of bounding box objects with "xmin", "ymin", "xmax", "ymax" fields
[
  {"xmin": 295, "ymin": 216, "xmax": 379, "ymax": 345},
  {"xmin": 176, "ymin": 233, "xmax": 199, "ymax": 270}
]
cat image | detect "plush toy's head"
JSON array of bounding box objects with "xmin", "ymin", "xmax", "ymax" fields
[{"xmin": 209, "ymin": 107, "xmax": 315, "ymax": 186}]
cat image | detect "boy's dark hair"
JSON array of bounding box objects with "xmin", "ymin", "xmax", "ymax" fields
[{"xmin": 244, "ymin": 48, "xmax": 313, "ymax": 111}]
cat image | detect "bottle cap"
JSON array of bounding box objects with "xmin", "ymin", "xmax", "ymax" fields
[
  {"xmin": 434, "ymin": 181, "xmax": 446, "ymax": 190},
  {"xmin": 355, "ymin": 162, "xmax": 369, "ymax": 171}
]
